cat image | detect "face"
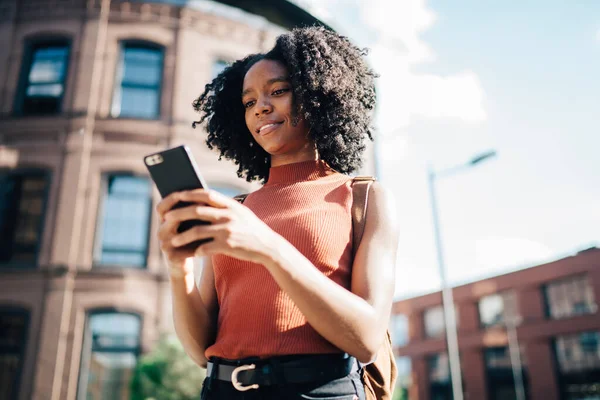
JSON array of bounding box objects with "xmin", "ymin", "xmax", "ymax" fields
[{"xmin": 242, "ymin": 59, "xmax": 311, "ymax": 157}]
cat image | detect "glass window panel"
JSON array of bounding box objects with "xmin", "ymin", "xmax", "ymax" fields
[
  {"xmin": 0, "ymin": 310, "xmax": 29, "ymax": 400},
  {"xmin": 555, "ymin": 331, "xmax": 600, "ymax": 373},
  {"xmin": 391, "ymin": 314, "xmax": 409, "ymax": 347},
  {"xmin": 479, "ymin": 291, "xmax": 519, "ymax": 328},
  {"xmin": 119, "ymin": 87, "xmax": 160, "ymax": 119},
  {"xmin": 29, "ymin": 58, "xmax": 66, "ymax": 83},
  {"xmin": 81, "ymin": 313, "xmax": 140, "ymax": 400},
  {"xmin": 424, "ymin": 305, "xmax": 458, "ymax": 338},
  {"xmin": 479, "ymin": 294, "xmax": 504, "ymax": 327},
  {"xmin": 113, "ymin": 45, "xmax": 163, "ymax": 119},
  {"xmin": 26, "ymin": 84, "xmax": 64, "ymax": 97},
  {"xmin": 0, "ymin": 172, "xmax": 49, "ymax": 264},
  {"xmin": 122, "ymin": 62, "xmax": 162, "ymax": 86},
  {"xmin": 428, "ymin": 353, "xmax": 450, "ymax": 383},
  {"xmin": 96, "ymin": 175, "xmax": 151, "ymax": 268},
  {"xmin": 545, "ymin": 276, "xmax": 597, "ymax": 319},
  {"xmin": 21, "ymin": 43, "xmax": 69, "ymax": 114}
]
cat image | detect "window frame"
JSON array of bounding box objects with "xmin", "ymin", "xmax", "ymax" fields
[
  {"xmin": 543, "ymin": 274, "xmax": 597, "ymax": 320},
  {"xmin": 93, "ymin": 172, "xmax": 152, "ymax": 268},
  {"xmin": 111, "ymin": 40, "xmax": 165, "ymax": 120},
  {"xmin": 76, "ymin": 309, "xmax": 142, "ymax": 400},
  {"xmin": 0, "ymin": 306, "xmax": 30, "ymax": 400},
  {"xmin": 0, "ymin": 168, "xmax": 51, "ymax": 268},
  {"xmin": 14, "ymin": 36, "xmax": 71, "ymax": 116}
]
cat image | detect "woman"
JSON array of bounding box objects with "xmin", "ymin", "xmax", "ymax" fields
[{"xmin": 156, "ymin": 27, "xmax": 398, "ymax": 399}]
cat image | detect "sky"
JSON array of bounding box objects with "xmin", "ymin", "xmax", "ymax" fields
[{"xmin": 291, "ymin": 0, "xmax": 600, "ymax": 298}]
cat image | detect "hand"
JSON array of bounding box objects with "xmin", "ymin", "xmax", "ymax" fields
[
  {"xmin": 156, "ymin": 193, "xmax": 202, "ymax": 276},
  {"xmin": 162, "ymin": 189, "xmax": 281, "ymax": 264}
]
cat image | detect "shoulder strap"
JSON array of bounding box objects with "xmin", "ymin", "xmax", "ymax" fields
[
  {"xmin": 234, "ymin": 193, "xmax": 249, "ymax": 203},
  {"xmin": 351, "ymin": 176, "xmax": 376, "ymax": 258}
]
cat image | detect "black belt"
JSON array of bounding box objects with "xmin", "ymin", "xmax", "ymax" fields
[{"xmin": 206, "ymin": 353, "xmax": 357, "ymax": 391}]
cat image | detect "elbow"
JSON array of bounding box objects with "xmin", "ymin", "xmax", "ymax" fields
[{"xmin": 353, "ymin": 337, "xmax": 380, "ymax": 364}]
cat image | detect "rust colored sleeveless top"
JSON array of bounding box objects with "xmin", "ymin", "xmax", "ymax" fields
[{"xmin": 205, "ymin": 160, "xmax": 354, "ymax": 360}]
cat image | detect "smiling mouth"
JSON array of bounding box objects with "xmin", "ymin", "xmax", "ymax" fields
[{"xmin": 256, "ymin": 122, "xmax": 283, "ymax": 135}]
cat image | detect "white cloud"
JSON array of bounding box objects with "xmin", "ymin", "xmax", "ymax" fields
[{"xmin": 291, "ymin": 0, "xmax": 487, "ymax": 133}]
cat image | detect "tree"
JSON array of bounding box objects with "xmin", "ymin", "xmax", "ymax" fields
[{"xmin": 130, "ymin": 334, "xmax": 206, "ymax": 400}]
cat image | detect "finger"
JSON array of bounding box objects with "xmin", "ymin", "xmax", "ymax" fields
[
  {"xmin": 179, "ymin": 189, "xmax": 235, "ymax": 209},
  {"xmin": 194, "ymin": 240, "xmax": 221, "ymax": 257},
  {"xmin": 156, "ymin": 192, "xmax": 183, "ymax": 217},
  {"xmin": 171, "ymin": 224, "xmax": 222, "ymax": 248},
  {"xmin": 165, "ymin": 205, "xmax": 229, "ymax": 224},
  {"xmin": 157, "ymin": 219, "xmax": 179, "ymax": 242}
]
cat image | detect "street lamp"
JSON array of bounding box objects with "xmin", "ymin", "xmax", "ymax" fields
[{"xmin": 427, "ymin": 150, "xmax": 497, "ymax": 400}]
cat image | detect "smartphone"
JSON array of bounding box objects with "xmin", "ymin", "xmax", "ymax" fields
[{"xmin": 144, "ymin": 145, "xmax": 212, "ymax": 249}]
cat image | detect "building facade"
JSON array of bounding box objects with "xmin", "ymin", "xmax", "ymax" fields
[
  {"xmin": 391, "ymin": 247, "xmax": 600, "ymax": 400},
  {"xmin": 0, "ymin": 1, "xmax": 375, "ymax": 400}
]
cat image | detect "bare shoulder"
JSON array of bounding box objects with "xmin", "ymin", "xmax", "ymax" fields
[{"xmin": 366, "ymin": 180, "xmax": 398, "ymax": 226}]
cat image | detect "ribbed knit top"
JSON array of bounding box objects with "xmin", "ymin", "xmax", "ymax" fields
[{"xmin": 205, "ymin": 160, "xmax": 354, "ymax": 360}]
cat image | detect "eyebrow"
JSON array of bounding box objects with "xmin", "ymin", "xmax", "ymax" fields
[{"xmin": 241, "ymin": 76, "xmax": 289, "ymax": 98}]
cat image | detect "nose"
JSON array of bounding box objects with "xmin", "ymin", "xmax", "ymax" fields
[{"xmin": 254, "ymin": 97, "xmax": 273, "ymax": 116}]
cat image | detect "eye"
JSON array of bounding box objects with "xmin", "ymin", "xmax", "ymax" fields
[
  {"xmin": 243, "ymin": 100, "xmax": 255, "ymax": 109},
  {"xmin": 272, "ymin": 88, "xmax": 290, "ymax": 96}
]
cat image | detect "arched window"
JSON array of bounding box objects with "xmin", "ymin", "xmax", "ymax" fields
[
  {"xmin": 111, "ymin": 42, "xmax": 164, "ymax": 119},
  {"xmin": 0, "ymin": 169, "xmax": 50, "ymax": 266},
  {"xmin": 94, "ymin": 174, "xmax": 152, "ymax": 267},
  {"xmin": 16, "ymin": 38, "xmax": 70, "ymax": 115},
  {"xmin": 77, "ymin": 311, "xmax": 142, "ymax": 400},
  {"xmin": 0, "ymin": 307, "xmax": 30, "ymax": 400}
]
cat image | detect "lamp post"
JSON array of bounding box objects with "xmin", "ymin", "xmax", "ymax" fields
[{"xmin": 427, "ymin": 150, "xmax": 497, "ymax": 400}]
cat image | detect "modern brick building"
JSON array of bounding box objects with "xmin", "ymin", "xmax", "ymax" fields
[
  {"xmin": 0, "ymin": 1, "xmax": 375, "ymax": 400},
  {"xmin": 391, "ymin": 247, "xmax": 600, "ymax": 400}
]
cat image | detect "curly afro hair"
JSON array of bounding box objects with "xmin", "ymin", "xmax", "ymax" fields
[{"xmin": 192, "ymin": 26, "xmax": 377, "ymax": 183}]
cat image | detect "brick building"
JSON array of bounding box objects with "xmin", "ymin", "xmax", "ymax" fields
[
  {"xmin": 0, "ymin": 1, "xmax": 376, "ymax": 400},
  {"xmin": 391, "ymin": 247, "xmax": 600, "ymax": 400}
]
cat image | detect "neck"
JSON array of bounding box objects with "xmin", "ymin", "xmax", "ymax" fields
[{"xmin": 270, "ymin": 144, "xmax": 318, "ymax": 168}]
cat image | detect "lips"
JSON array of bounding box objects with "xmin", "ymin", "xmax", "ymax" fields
[{"xmin": 256, "ymin": 121, "xmax": 283, "ymax": 136}]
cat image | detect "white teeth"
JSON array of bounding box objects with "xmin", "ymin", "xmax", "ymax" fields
[{"xmin": 259, "ymin": 123, "xmax": 276, "ymax": 132}]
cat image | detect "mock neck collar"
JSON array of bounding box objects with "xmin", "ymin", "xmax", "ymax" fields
[{"xmin": 266, "ymin": 159, "xmax": 334, "ymax": 185}]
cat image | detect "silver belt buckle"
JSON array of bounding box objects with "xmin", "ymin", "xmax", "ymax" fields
[{"xmin": 231, "ymin": 364, "xmax": 259, "ymax": 391}]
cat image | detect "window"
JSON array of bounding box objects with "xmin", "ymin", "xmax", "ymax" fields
[
  {"xmin": 17, "ymin": 40, "xmax": 70, "ymax": 115},
  {"xmin": 424, "ymin": 305, "xmax": 458, "ymax": 339},
  {"xmin": 395, "ymin": 356, "xmax": 412, "ymax": 399},
  {"xmin": 478, "ymin": 291, "xmax": 519, "ymax": 328},
  {"xmin": 112, "ymin": 43, "xmax": 163, "ymax": 119},
  {"xmin": 95, "ymin": 175, "xmax": 152, "ymax": 267},
  {"xmin": 553, "ymin": 331, "xmax": 600, "ymax": 399},
  {"xmin": 0, "ymin": 308, "xmax": 29, "ymax": 400},
  {"xmin": 390, "ymin": 314, "xmax": 409, "ymax": 347},
  {"xmin": 212, "ymin": 59, "xmax": 229, "ymax": 79},
  {"xmin": 428, "ymin": 353, "xmax": 452, "ymax": 400},
  {"xmin": 484, "ymin": 347, "xmax": 529, "ymax": 400},
  {"xmin": 77, "ymin": 312, "xmax": 141, "ymax": 400},
  {"xmin": 554, "ymin": 331, "xmax": 600, "ymax": 373},
  {"xmin": 0, "ymin": 170, "xmax": 50, "ymax": 265},
  {"xmin": 544, "ymin": 276, "xmax": 597, "ymax": 319}
]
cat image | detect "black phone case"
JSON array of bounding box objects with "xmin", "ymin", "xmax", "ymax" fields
[{"xmin": 144, "ymin": 145, "xmax": 212, "ymax": 249}]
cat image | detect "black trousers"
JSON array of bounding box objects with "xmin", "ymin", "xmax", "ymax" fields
[{"xmin": 201, "ymin": 355, "xmax": 366, "ymax": 400}]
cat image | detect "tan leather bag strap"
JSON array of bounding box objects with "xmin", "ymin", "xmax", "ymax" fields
[{"xmin": 351, "ymin": 176, "xmax": 376, "ymax": 258}]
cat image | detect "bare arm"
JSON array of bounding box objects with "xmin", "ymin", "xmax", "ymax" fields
[
  {"xmin": 168, "ymin": 256, "xmax": 218, "ymax": 368},
  {"xmin": 156, "ymin": 193, "xmax": 219, "ymax": 368},
  {"xmin": 259, "ymin": 182, "xmax": 398, "ymax": 362}
]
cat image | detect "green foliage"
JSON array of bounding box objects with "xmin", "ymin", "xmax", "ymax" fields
[
  {"xmin": 130, "ymin": 334, "xmax": 206, "ymax": 400},
  {"xmin": 393, "ymin": 386, "xmax": 409, "ymax": 400}
]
